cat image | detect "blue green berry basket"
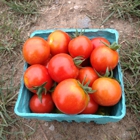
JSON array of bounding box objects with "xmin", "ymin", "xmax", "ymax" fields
[{"xmin": 14, "ymin": 29, "xmax": 126, "ymax": 124}]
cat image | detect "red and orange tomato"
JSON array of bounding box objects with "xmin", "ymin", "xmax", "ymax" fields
[
  {"xmin": 24, "ymin": 64, "xmax": 53, "ymax": 94},
  {"xmin": 48, "ymin": 53, "xmax": 79, "ymax": 83},
  {"xmin": 80, "ymin": 94, "xmax": 99, "ymax": 114},
  {"xmin": 23, "ymin": 37, "xmax": 50, "ymax": 65},
  {"xmin": 29, "ymin": 94, "xmax": 54, "ymax": 113},
  {"xmin": 90, "ymin": 46, "xmax": 119, "ymax": 74},
  {"xmin": 68, "ymin": 35, "xmax": 93, "ymax": 59},
  {"xmin": 77, "ymin": 67, "xmax": 99, "ymax": 87},
  {"xmin": 52, "ymin": 79, "xmax": 89, "ymax": 115},
  {"xmin": 91, "ymin": 77, "xmax": 122, "ymax": 106},
  {"xmin": 91, "ymin": 37, "xmax": 110, "ymax": 49},
  {"xmin": 47, "ymin": 30, "xmax": 71, "ymax": 56}
]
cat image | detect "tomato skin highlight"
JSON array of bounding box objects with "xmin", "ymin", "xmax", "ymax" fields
[
  {"xmin": 77, "ymin": 67, "xmax": 99, "ymax": 87},
  {"xmin": 91, "ymin": 77, "xmax": 122, "ymax": 106},
  {"xmin": 47, "ymin": 30, "xmax": 71, "ymax": 56},
  {"xmin": 24, "ymin": 64, "xmax": 53, "ymax": 93},
  {"xmin": 90, "ymin": 46, "xmax": 119, "ymax": 73},
  {"xmin": 29, "ymin": 94, "xmax": 54, "ymax": 113},
  {"xmin": 68, "ymin": 36, "xmax": 93, "ymax": 59},
  {"xmin": 48, "ymin": 53, "xmax": 79, "ymax": 83},
  {"xmin": 52, "ymin": 79, "xmax": 89, "ymax": 115},
  {"xmin": 91, "ymin": 37, "xmax": 110, "ymax": 49},
  {"xmin": 23, "ymin": 37, "xmax": 50, "ymax": 65},
  {"xmin": 80, "ymin": 94, "xmax": 99, "ymax": 114}
]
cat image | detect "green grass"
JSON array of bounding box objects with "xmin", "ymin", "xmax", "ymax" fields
[
  {"xmin": 0, "ymin": 71, "xmax": 19, "ymax": 139},
  {"xmin": 0, "ymin": 12, "xmax": 23, "ymax": 54},
  {"xmin": 104, "ymin": 0, "xmax": 140, "ymax": 122},
  {"xmin": 120, "ymin": 40, "xmax": 140, "ymax": 120},
  {"xmin": 1, "ymin": 0, "xmax": 39, "ymax": 15},
  {"xmin": 91, "ymin": 0, "xmax": 140, "ymax": 30},
  {"xmin": 0, "ymin": 63, "xmax": 39, "ymax": 139},
  {"xmin": 0, "ymin": 0, "xmax": 51, "ymax": 139},
  {"xmin": 0, "ymin": 0, "xmax": 52, "ymax": 54},
  {"xmin": 104, "ymin": 0, "xmax": 140, "ymax": 19}
]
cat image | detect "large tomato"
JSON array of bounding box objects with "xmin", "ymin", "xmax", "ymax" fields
[
  {"xmin": 91, "ymin": 37, "xmax": 110, "ymax": 49},
  {"xmin": 80, "ymin": 94, "xmax": 99, "ymax": 114},
  {"xmin": 90, "ymin": 46, "xmax": 119, "ymax": 73},
  {"xmin": 68, "ymin": 36, "xmax": 93, "ymax": 59},
  {"xmin": 48, "ymin": 53, "xmax": 79, "ymax": 83},
  {"xmin": 23, "ymin": 37, "xmax": 50, "ymax": 65},
  {"xmin": 77, "ymin": 67, "xmax": 99, "ymax": 87},
  {"xmin": 29, "ymin": 94, "xmax": 54, "ymax": 113},
  {"xmin": 91, "ymin": 77, "xmax": 122, "ymax": 106},
  {"xmin": 24, "ymin": 64, "xmax": 53, "ymax": 94},
  {"xmin": 52, "ymin": 79, "xmax": 89, "ymax": 115},
  {"xmin": 47, "ymin": 30, "xmax": 71, "ymax": 56}
]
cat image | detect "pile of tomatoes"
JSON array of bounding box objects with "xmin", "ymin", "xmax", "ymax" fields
[{"xmin": 22, "ymin": 30, "xmax": 122, "ymax": 115}]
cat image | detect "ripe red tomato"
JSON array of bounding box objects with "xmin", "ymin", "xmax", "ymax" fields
[
  {"xmin": 91, "ymin": 37, "xmax": 110, "ymax": 49},
  {"xmin": 68, "ymin": 36, "xmax": 93, "ymax": 59},
  {"xmin": 91, "ymin": 77, "xmax": 122, "ymax": 106},
  {"xmin": 77, "ymin": 67, "xmax": 99, "ymax": 87},
  {"xmin": 24, "ymin": 64, "xmax": 53, "ymax": 94},
  {"xmin": 48, "ymin": 53, "xmax": 79, "ymax": 83},
  {"xmin": 29, "ymin": 94, "xmax": 54, "ymax": 113},
  {"xmin": 52, "ymin": 79, "xmax": 89, "ymax": 115},
  {"xmin": 80, "ymin": 94, "xmax": 99, "ymax": 114},
  {"xmin": 23, "ymin": 37, "xmax": 50, "ymax": 65},
  {"xmin": 47, "ymin": 30, "xmax": 71, "ymax": 56},
  {"xmin": 90, "ymin": 46, "xmax": 119, "ymax": 73}
]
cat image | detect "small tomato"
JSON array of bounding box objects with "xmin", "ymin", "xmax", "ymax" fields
[
  {"xmin": 90, "ymin": 46, "xmax": 119, "ymax": 73},
  {"xmin": 47, "ymin": 30, "xmax": 71, "ymax": 56},
  {"xmin": 77, "ymin": 67, "xmax": 99, "ymax": 87},
  {"xmin": 48, "ymin": 53, "xmax": 79, "ymax": 83},
  {"xmin": 24, "ymin": 64, "xmax": 53, "ymax": 94},
  {"xmin": 29, "ymin": 94, "xmax": 54, "ymax": 113},
  {"xmin": 52, "ymin": 79, "xmax": 89, "ymax": 115},
  {"xmin": 91, "ymin": 37, "xmax": 110, "ymax": 49},
  {"xmin": 80, "ymin": 94, "xmax": 99, "ymax": 114},
  {"xmin": 23, "ymin": 37, "xmax": 50, "ymax": 65},
  {"xmin": 68, "ymin": 36, "xmax": 93, "ymax": 59},
  {"xmin": 91, "ymin": 77, "xmax": 122, "ymax": 106}
]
